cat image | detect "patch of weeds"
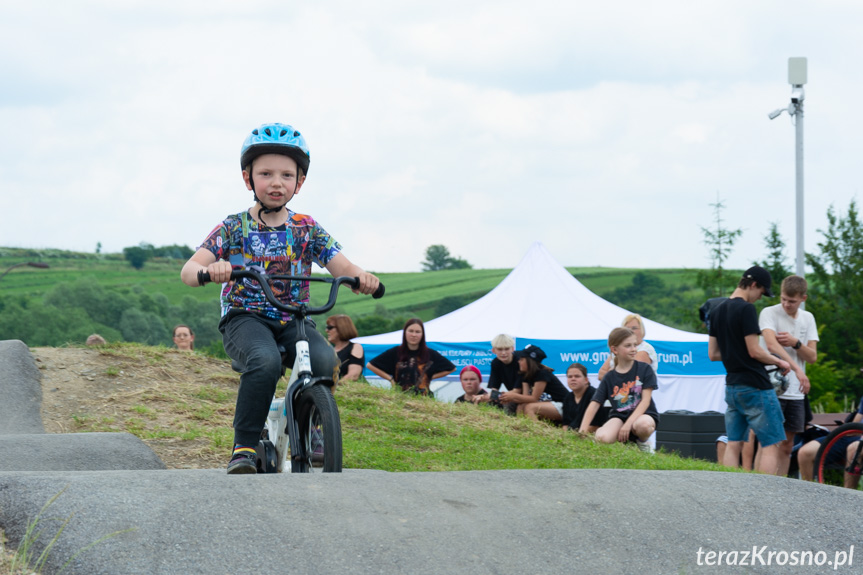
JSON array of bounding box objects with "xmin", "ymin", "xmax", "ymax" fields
[
  {"xmin": 170, "ymin": 401, "xmax": 194, "ymax": 416},
  {"xmin": 71, "ymin": 414, "xmax": 93, "ymax": 428},
  {"xmin": 192, "ymin": 406, "xmax": 215, "ymax": 421},
  {"xmin": 142, "ymin": 429, "xmax": 182, "ymax": 440},
  {"xmin": 124, "ymin": 418, "xmax": 145, "ymax": 435},
  {"xmin": 105, "ymin": 366, "xmax": 120, "ymax": 377},
  {"xmin": 180, "ymin": 425, "xmax": 205, "ymax": 441},
  {"xmin": 141, "ymin": 390, "xmax": 173, "ymax": 402},
  {"xmin": 5, "ymin": 486, "xmax": 136, "ymax": 574},
  {"xmin": 131, "ymin": 405, "xmax": 156, "ymax": 418},
  {"xmin": 206, "ymin": 428, "xmax": 234, "ymax": 450},
  {"xmin": 194, "ymin": 386, "xmax": 231, "ymax": 403}
]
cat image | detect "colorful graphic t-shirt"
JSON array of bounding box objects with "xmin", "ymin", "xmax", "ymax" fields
[
  {"xmin": 592, "ymin": 361, "xmax": 659, "ymax": 421},
  {"xmin": 198, "ymin": 211, "xmax": 341, "ymax": 322}
]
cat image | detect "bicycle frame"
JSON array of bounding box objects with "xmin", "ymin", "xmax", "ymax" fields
[{"xmin": 272, "ymin": 336, "xmax": 314, "ymax": 472}]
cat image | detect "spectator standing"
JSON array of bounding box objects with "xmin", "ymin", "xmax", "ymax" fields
[
  {"xmin": 707, "ymin": 266, "xmax": 790, "ymax": 474},
  {"xmin": 758, "ymin": 275, "xmax": 817, "ymax": 476}
]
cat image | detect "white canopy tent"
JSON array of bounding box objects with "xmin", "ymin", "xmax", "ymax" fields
[{"xmin": 357, "ymin": 242, "xmax": 726, "ymax": 412}]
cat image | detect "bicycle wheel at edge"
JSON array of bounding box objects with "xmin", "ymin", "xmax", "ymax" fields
[
  {"xmin": 292, "ymin": 384, "xmax": 343, "ymax": 473},
  {"xmin": 814, "ymin": 422, "xmax": 863, "ymax": 484}
]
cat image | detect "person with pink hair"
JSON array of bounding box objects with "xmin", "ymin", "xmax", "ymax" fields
[{"xmin": 455, "ymin": 365, "xmax": 487, "ymax": 403}]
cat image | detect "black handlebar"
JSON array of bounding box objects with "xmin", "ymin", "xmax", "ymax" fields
[{"xmin": 197, "ymin": 269, "xmax": 385, "ymax": 316}]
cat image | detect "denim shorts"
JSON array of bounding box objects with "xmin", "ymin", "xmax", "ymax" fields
[{"xmin": 725, "ymin": 385, "xmax": 786, "ymax": 447}]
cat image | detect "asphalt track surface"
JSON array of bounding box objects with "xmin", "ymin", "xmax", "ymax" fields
[{"xmin": 2, "ymin": 339, "xmax": 862, "ymax": 575}]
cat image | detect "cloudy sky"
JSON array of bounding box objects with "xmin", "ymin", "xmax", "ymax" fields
[{"xmin": 2, "ymin": 1, "xmax": 860, "ymax": 273}]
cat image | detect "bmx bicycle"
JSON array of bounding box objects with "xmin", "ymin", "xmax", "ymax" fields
[
  {"xmin": 814, "ymin": 421, "xmax": 863, "ymax": 486},
  {"xmin": 198, "ymin": 268, "xmax": 384, "ymax": 473}
]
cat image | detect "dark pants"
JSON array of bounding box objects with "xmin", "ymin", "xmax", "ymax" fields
[{"xmin": 219, "ymin": 310, "xmax": 339, "ymax": 447}]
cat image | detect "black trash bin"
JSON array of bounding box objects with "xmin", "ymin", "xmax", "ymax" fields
[{"xmin": 656, "ymin": 410, "xmax": 725, "ymax": 462}]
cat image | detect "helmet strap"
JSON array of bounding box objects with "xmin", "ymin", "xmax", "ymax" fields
[{"xmin": 257, "ymin": 202, "xmax": 286, "ymax": 223}]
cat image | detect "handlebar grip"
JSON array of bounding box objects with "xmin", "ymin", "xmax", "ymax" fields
[
  {"xmin": 197, "ymin": 270, "xmax": 211, "ymax": 286},
  {"xmin": 350, "ymin": 277, "xmax": 385, "ymax": 298}
]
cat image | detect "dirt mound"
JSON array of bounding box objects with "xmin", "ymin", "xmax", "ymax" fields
[{"xmin": 33, "ymin": 346, "xmax": 239, "ymax": 469}]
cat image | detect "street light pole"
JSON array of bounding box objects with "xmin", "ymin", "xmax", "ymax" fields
[
  {"xmin": 768, "ymin": 57, "xmax": 807, "ymax": 279},
  {"xmin": 791, "ymin": 58, "xmax": 806, "ymax": 279},
  {"xmin": 0, "ymin": 262, "xmax": 50, "ymax": 283}
]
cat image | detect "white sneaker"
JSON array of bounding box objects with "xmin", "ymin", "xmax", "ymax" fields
[{"xmin": 636, "ymin": 440, "xmax": 654, "ymax": 454}]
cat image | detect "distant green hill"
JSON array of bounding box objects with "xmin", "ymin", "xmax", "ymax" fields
[
  {"xmin": 0, "ymin": 246, "xmax": 713, "ymax": 350},
  {"xmin": 1, "ymin": 246, "xmax": 705, "ymax": 315}
]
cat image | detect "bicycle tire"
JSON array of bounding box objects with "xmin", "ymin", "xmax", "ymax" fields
[
  {"xmin": 291, "ymin": 384, "xmax": 342, "ymax": 473},
  {"xmin": 814, "ymin": 422, "xmax": 863, "ymax": 484}
]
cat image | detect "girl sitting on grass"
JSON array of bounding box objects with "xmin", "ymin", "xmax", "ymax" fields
[{"xmin": 579, "ymin": 327, "xmax": 659, "ymax": 453}]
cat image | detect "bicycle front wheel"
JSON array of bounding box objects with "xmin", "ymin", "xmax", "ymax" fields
[
  {"xmin": 814, "ymin": 422, "xmax": 863, "ymax": 484},
  {"xmin": 292, "ymin": 384, "xmax": 342, "ymax": 473}
]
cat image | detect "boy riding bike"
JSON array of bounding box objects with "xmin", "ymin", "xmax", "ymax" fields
[{"xmin": 181, "ymin": 122, "xmax": 380, "ymax": 474}]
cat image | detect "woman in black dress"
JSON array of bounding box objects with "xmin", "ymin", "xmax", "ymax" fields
[{"xmin": 366, "ymin": 318, "xmax": 455, "ymax": 396}]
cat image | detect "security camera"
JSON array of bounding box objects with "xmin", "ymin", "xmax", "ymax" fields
[
  {"xmin": 768, "ymin": 108, "xmax": 785, "ymax": 120},
  {"xmin": 790, "ymin": 88, "xmax": 804, "ymax": 104}
]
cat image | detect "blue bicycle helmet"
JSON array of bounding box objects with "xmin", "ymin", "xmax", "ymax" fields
[{"xmin": 240, "ymin": 123, "xmax": 310, "ymax": 175}]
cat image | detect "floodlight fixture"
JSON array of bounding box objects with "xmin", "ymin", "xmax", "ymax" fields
[{"xmin": 788, "ymin": 57, "xmax": 808, "ymax": 86}]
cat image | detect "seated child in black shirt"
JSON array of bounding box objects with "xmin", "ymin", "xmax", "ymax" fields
[
  {"xmin": 561, "ymin": 363, "xmax": 608, "ymax": 432},
  {"xmin": 580, "ymin": 328, "xmax": 659, "ymax": 453}
]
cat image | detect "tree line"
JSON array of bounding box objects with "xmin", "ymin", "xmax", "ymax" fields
[{"xmin": 0, "ymin": 279, "xmax": 225, "ymax": 357}]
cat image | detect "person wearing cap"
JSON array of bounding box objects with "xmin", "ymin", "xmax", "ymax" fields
[
  {"xmin": 500, "ymin": 344, "xmax": 569, "ymax": 422},
  {"xmin": 707, "ymin": 265, "xmax": 791, "ymax": 474},
  {"xmin": 757, "ymin": 275, "xmax": 817, "ymax": 476},
  {"xmin": 455, "ymin": 365, "xmax": 489, "ymax": 404}
]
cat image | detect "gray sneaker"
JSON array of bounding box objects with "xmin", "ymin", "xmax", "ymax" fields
[{"xmin": 636, "ymin": 440, "xmax": 655, "ymax": 454}]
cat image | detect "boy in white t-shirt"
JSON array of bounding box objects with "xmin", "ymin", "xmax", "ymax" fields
[{"xmin": 758, "ymin": 275, "xmax": 818, "ymax": 476}]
